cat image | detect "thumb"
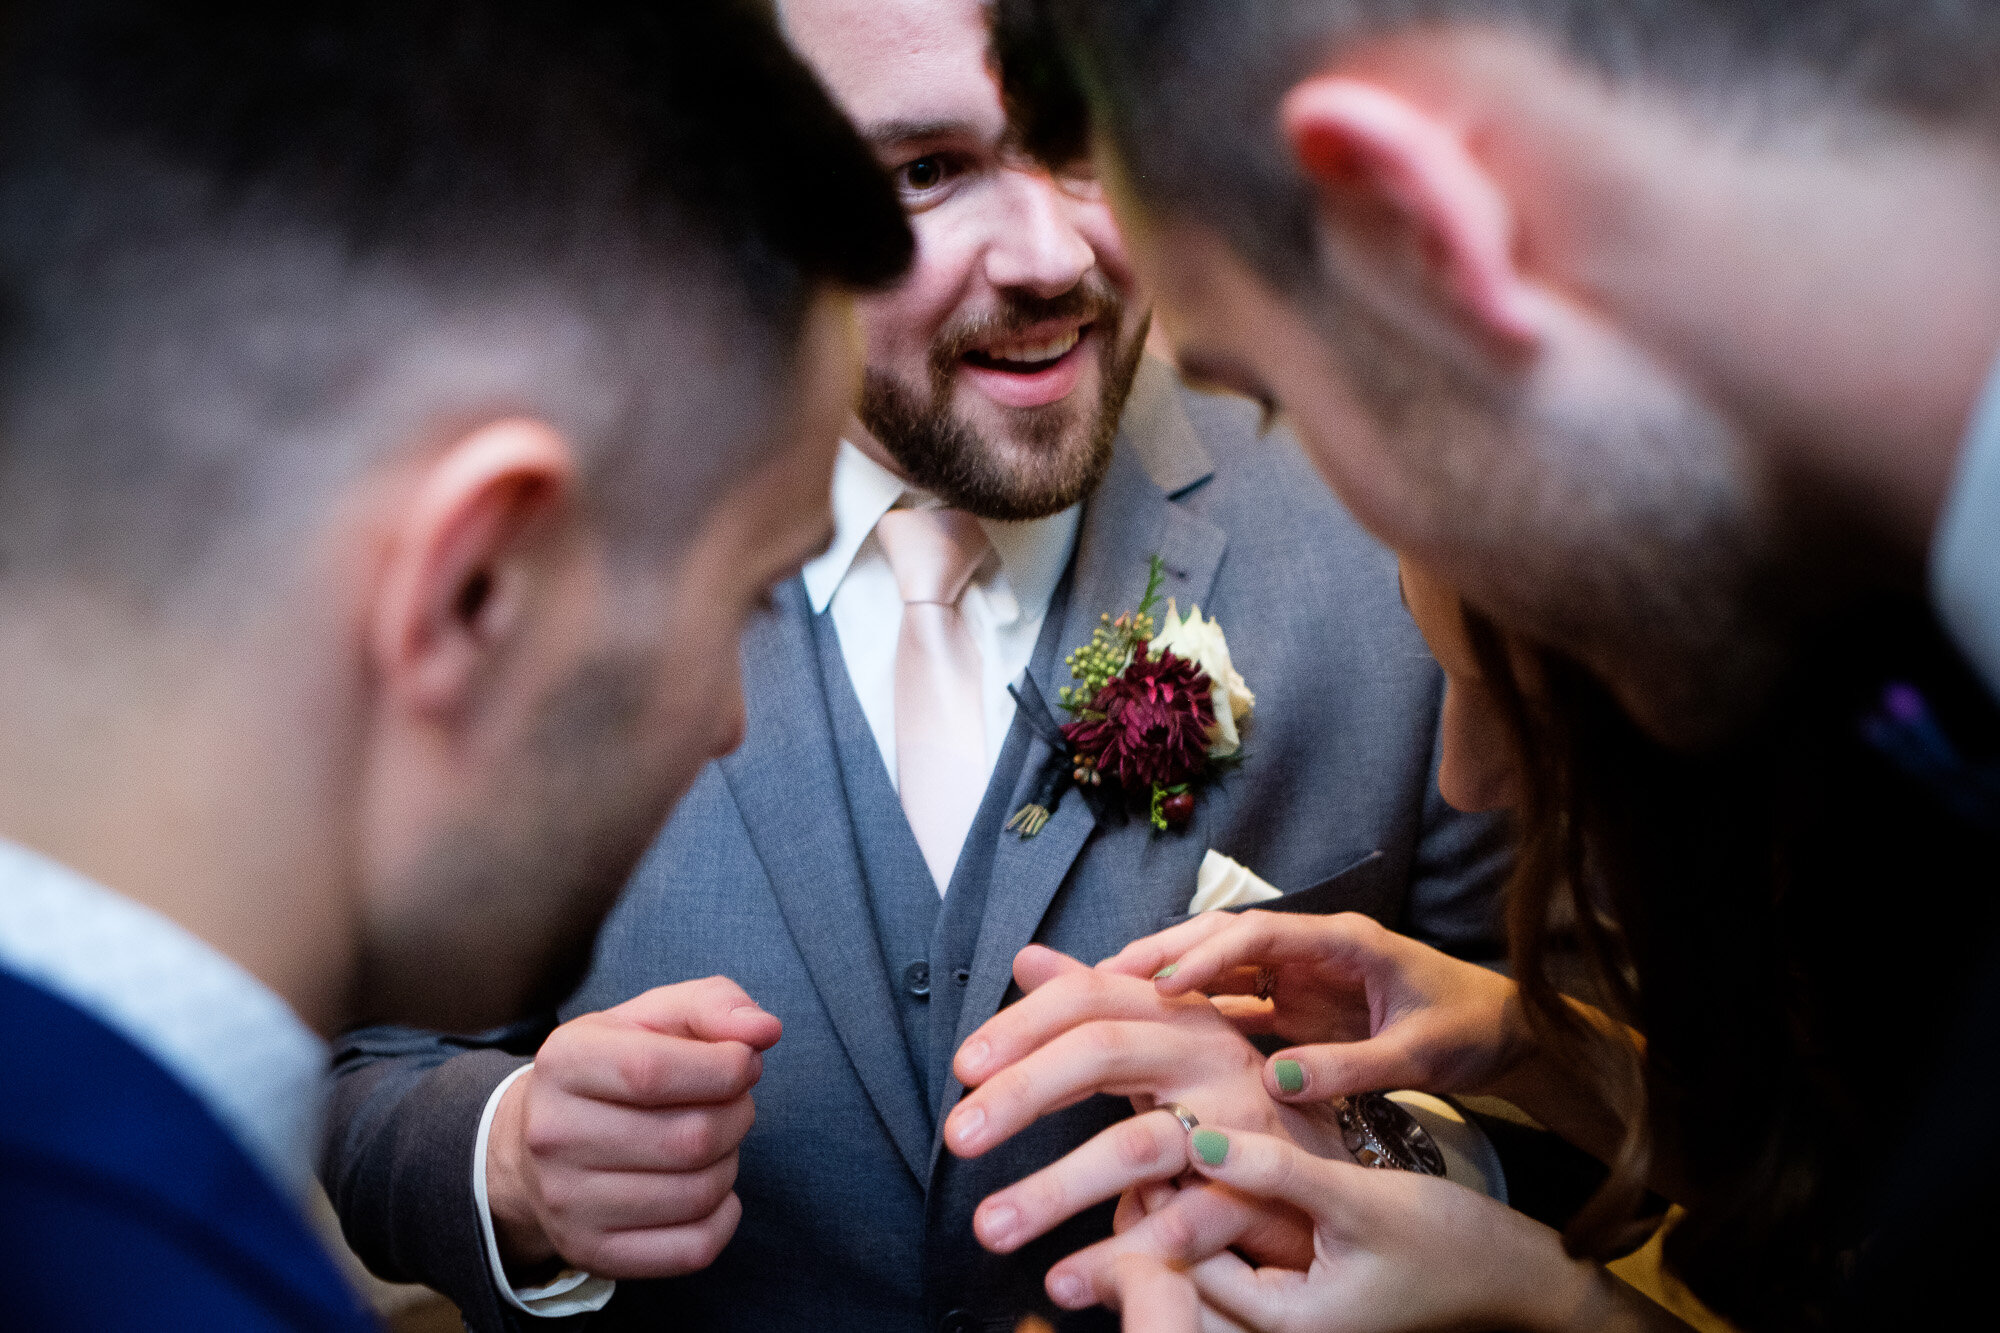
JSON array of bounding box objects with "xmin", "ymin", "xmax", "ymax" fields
[
  {"xmin": 1266, "ymin": 1035, "xmax": 1424, "ymax": 1102},
  {"xmin": 618, "ymin": 976, "xmax": 783, "ymax": 1050},
  {"xmin": 1183, "ymin": 1125, "xmax": 1355, "ymax": 1224}
]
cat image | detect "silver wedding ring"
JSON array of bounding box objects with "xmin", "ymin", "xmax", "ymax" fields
[{"xmin": 1159, "ymin": 1101, "xmax": 1200, "ymax": 1133}]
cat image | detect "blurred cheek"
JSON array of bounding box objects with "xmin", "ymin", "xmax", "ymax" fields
[
  {"xmin": 1436, "ymin": 679, "xmax": 1521, "ymax": 813},
  {"xmin": 706, "ymin": 671, "xmax": 747, "ymax": 759}
]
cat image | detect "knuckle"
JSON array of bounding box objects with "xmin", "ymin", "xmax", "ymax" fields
[
  {"xmin": 520, "ymin": 1108, "xmax": 569, "ymax": 1161},
  {"xmin": 1083, "ymin": 1021, "xmax": 1130, "ymax": 1063},
  {"xmin": 1151, "ymin": 1201, "xmax": 1200, "ymax": 1258},
  {"xmin": 537, "ymin": 1171, "xmax": 582, "ymax": 1222},
  {"xmin": 666, "ymin": 1113, "xmax": 719, "ymax": 1165},
  {"xmin": 615, "ymin": 1046, "xmax": 666, "ymax": 1101},
  {"xmin": 1025, "ymin": 1171, "xmax": 1070, "ymax": 1221},
  {"xmin": 1117, "ymin": 1116, "xmax": 1173, "ymax": 1170},
  {"xmin": 989, "ymin": 1063, "xmax": 1037, "ymax": 1112}
]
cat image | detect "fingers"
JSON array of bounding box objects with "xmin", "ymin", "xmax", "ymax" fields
[
  {"xmin": 1188, "ymin": 1252, "xmax": 1311, "ymax": 1333},
  {"xmin": 523, "ymin": 1088, "xmax": 757, "ymax": 1172},
  {"xmin": 975, "ymin": 1109, "xmax": 1189, "ymax": 1253},
  {"xmin": 949, "ymin": 1019, "xmax": 1226, "ymax": 1157},
  {"xmin": 540, "ymin": 1017, "xmax": 767, "ymax": 1109},
  {"xmin": 1099, "ymin": 913, "xmax": 1241, "ymax": 981},
  {"xmin": 1263, "ymin": 1034, "xmax": 1425, "ymax": 1103},
  {"xmin": 1105, "ymin": 1253, "xmax": 1201, "ymax": 1333},
  {"xmin": 569, "ymin": 1189, "xmax": 745, "ymax": 1280},
  {"xmin": 956, "ymin": 966, "xmax": 1206, "ymax": 1090},
  {"xmin": 533, "ymin": 1151, "xmax": 741, "ymax": 1233},
  {"xmin": 1177, "ymin": 1126, "xmax": 1359, "ymax": 1227},
  {"xmin": 611, "ymin": 976, "xmax": 784, "ymax": 1050},
  {"xmin": 1015, "ymin": 943, "xmax": 1090, "ymax": 991},
  {"xmin": 1158, "ymin": 911, "xmax": 1385, "ymax": 999},
  {"xmin": 1048, "ymin": 1182, "xmax": 1265, "ymax": 1309}
]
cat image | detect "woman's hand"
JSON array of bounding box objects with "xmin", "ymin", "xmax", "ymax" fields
[
  {"xmin": 1077, "ymin": 1128, "xmax": 1693, "ymax": 1333},
  {"xmin": 1101, "ymin": 910, "xmax": 1535, "ymax": 1106}
]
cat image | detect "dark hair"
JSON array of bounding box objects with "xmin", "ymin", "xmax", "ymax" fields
[
  {"xmin": 1463, "ymin": 597, "xmax": 2000, "ymax": 1330},
  {"xmin": 997, "ymin": 0, "xmax": 2000, "ymax": 289},
  {"xmin": 0, "ymin": 1, "xmax": 912, "ymax": 590}
]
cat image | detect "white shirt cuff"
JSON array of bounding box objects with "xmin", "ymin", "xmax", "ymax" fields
[
  {"xmin": 1385, "ymin": 1090, "xmax": 1508, "ymax": 1203},
  {"xmin": 472, "ymin": 1063, "xmax": 618, "ymax": 1318}
]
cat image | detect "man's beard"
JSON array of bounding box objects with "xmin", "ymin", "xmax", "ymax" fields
[{"xmin": 859, "ymin": 276, "xmax": 1146, "ymax": 521}]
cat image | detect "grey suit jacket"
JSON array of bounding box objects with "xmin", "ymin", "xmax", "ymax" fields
[{"xmin": 322, "ymin": 362, "xmax": 1509, "ymax": 1333}]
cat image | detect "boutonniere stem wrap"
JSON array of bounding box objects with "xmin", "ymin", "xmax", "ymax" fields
[{"xmin": 1008, "ymin": 556, "xmax": 1255, "ymax": 836}]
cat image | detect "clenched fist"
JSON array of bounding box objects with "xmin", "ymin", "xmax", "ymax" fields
[{"xmin": 484, "ymin": 976, "xmax": 782, "ymax": 1280}]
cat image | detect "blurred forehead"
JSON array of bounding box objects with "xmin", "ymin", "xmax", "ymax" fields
[{"xmin": 779, "ymin": 0, "xmax": 1003, "ymax": 143}]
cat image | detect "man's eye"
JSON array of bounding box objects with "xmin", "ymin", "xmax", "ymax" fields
[{"xmin": 899, "ymin": 155, "xmax": 952, "ymax": 192}]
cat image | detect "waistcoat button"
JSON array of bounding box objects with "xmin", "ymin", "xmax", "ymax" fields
[{"xmin": 904, "ymin": 959, "xmax": 931, "ymax": 998}]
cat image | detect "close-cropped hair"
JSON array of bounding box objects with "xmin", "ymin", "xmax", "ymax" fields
[
  {"xmin": 0, "ymin": 1, "xmax": 912, "ymax": 596},
  {"xmin": 996, "ymin": 0, "xmax": 2000, "ymax": 290}
]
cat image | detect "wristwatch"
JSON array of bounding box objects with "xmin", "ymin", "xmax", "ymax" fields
[{"xmin": 1333, "ymin": 1092, "xmax": 1447, "ymax": 1176}]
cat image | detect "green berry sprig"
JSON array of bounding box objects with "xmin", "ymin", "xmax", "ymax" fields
[{"xmin": 1058, "ymin": 556, "xmax": 1168, "ymax": 713}]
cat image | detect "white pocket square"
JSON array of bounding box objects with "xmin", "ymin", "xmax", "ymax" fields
[{"xmin": 1188, "ymin": 849, "xmax": 1284, "ymax": 913}]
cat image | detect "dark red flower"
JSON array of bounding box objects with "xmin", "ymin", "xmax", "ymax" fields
[{"xmin": 1062, "ymin": 646, "xmax": 1213, "ymax": 791}]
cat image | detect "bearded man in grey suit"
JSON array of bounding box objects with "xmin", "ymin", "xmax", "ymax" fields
[{"xmin": 320, "ymin": 1, "xmax": 1509, "ymax": 1329}]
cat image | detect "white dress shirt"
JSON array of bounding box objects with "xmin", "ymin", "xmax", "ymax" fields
[
  {"xmin": 0, "ymin": 836, "xmax": 329, "ymax": 1204},
  {"xmin": 474, "ymin": 440, "xmax": 1083, "ymax": 1317},
  {"xmin": 1933, "ymin": 350, "xmax": 2000, "ymax": 702}
]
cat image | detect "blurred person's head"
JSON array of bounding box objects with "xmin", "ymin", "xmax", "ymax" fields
[
  {"xmin": 778, "ymin": 0, "xmax": 1149, "ymax": 520},
  {"xmin": 0, "ymin": 2, "xmax": 910, "ymax": 1034},
  {"xmin": 1001, "ymin": 0, "xmax": 2000, "ymax": 746}
]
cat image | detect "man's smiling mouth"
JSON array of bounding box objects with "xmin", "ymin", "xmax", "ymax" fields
[{"xmin": 962, "ymin": 323, "xmax": 1088, "ymax": 374}]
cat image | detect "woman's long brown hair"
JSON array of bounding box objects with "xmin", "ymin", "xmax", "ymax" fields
[{"xmin": 1456, "ymin": 598, "xmax": 1999, "ymax": 1330}]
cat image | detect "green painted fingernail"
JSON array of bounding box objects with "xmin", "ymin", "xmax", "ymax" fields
[
  {"xmin": 1153, "ymin": 964, "xmax": 1178, "ymax": 979},
  {"xmin": 1274, "ymin": 1059, "xmax": 1305, "ymax": 1094},
  {"xmin": 1191, "ymin": 1128, "xmax": 1229, "ymax": 1166}
]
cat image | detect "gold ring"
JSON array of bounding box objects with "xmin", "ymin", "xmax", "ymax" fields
[
  {"xmin": 1159, "ymin": 1102, "xmax": 1200, "ymax": 1133},
  {"xmin": 1254, "ymin": 966, "xmax": 1277, "ymax": 1002}
]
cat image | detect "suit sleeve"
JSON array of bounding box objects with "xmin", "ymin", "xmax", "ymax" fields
[
  {"xmin": 1397, "ymin": 703, "xmax": 1513, "ymax": 963},
  {"xmin": 320, "ymin": 1020, "xmax": 561, "ymax": 1333}
]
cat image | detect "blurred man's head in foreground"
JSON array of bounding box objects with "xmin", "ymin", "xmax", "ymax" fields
[
  {"xmin": 0, "ymin": 2, "xmax": 910, "ymax": 1032},
  {"xmin": 1002, "ymin": 0, "xmax": 2000, "ymax": 746},
  {"xmin": 779, "ymin": 0, "xmax": 1149, "ymax": 521}
]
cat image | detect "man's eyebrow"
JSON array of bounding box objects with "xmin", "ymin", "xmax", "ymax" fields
[{"xmin": 862, "ymin": 117, "xmax": 982, "ymax": 151}]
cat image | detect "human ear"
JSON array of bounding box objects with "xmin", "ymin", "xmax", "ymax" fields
[
  {"xmin": 370, "ymin": 418, "xmax": 576, "ymax": 717},
  {"xmin": 1280, "ymin": 76, "xmax": 1538, "ymax": 347}
]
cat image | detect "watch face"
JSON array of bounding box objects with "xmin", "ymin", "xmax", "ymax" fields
[{"xmin": 1352, "ymin": 1093, "xmax": 1447, "ymax": 1176}]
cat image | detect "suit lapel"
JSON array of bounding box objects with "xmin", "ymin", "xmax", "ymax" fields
[
  {"xmin": 719, "ymin": 581, "xmax": 932, "ymax": 1183},
  {"xmin": 938, "ymin": 362, "xmax": 1229, "ymax": 1129}
]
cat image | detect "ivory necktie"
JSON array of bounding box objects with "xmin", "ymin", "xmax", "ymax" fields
[{"xmin": 875, "ymin": 507, "xmax": 990, "ymax": 892}]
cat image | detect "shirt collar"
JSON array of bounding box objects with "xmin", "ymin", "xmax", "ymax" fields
[
  {"xmin": 802, "ymin": 439, "xmax": 1081, "ymax": 622},
  {"xmin": 1931, "ymin": 349, "xmax": 2000, "ymax": 701},
  {"xmin": 0, "ymin": 838, "xmax": 329, "ymax": 1203}
]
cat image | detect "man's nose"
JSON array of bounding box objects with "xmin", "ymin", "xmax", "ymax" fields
[{"xmin": 982, "ymin": 170, "xmax": 1095, "ymax": 299}]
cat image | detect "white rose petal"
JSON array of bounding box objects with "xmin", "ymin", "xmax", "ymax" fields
[{"xmin": 1149, "ymin": 600, "xmax": 1256, "ymax": 757}]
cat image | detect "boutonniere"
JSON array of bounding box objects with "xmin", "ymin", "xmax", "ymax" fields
[{"xmin": 1008, "ymin": 556, "xmax": 1255, "ymax": 835}]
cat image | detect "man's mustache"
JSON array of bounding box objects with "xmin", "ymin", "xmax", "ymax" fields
[{"xmin": 930, "ymin": 277, "xmax": 1124, "ymax": 373}]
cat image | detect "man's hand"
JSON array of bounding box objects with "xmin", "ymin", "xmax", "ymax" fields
[
  {"xmin": 485, "ymin": 977, "xmax": 782, "ymax": 1280},
  {"xmin": 946, "ymin": 945, "xmax": 1346, "ymax": 1269}
]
